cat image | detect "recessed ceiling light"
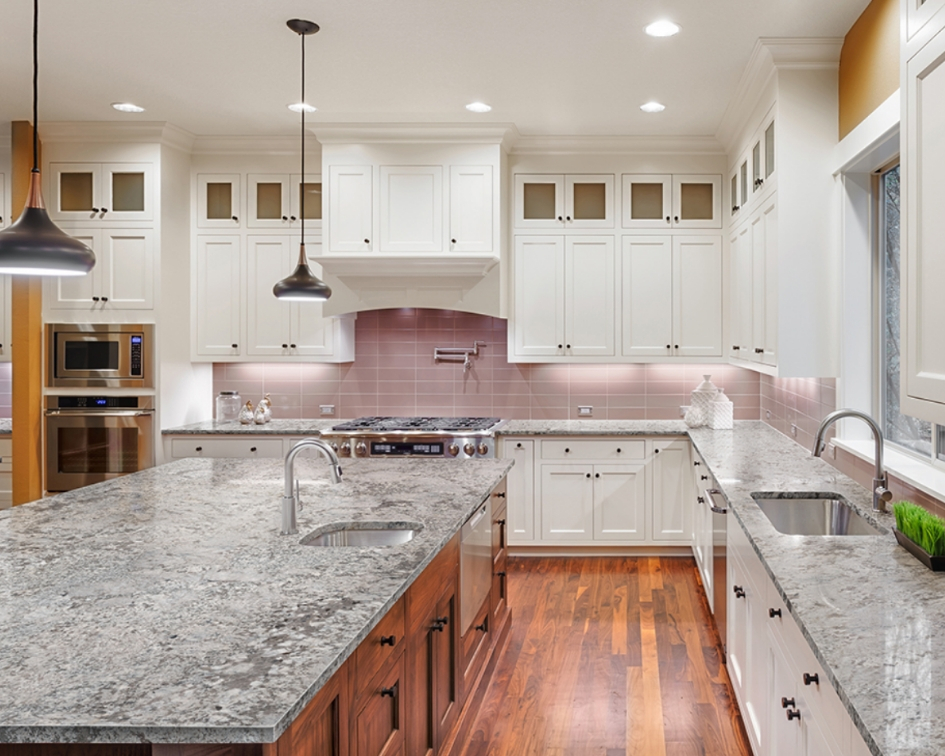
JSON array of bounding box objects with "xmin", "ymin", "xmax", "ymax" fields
[
  {"xmin": 644, "ymin": 20, "xmax": 681, "ymax": 37},
  {"xmin": 640, "ymin": 101, "xmax": 666, "ymax": 113},
  {"xmin": 466, "ymin": 102, "xmax": 492, "ymax": 113},
  {"xmin": 288, "ymin": 102, "xmax": 317, "ymax": 113},
  {"xmin": 111, "ymin": 102, "xmax": 144, "ymax": 113}
]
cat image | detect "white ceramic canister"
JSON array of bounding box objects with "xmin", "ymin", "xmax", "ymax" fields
[
  {"xmin": 686, "ymin": 374, "xmax": 719, "ymax": 427},
  {"xmin": 709, "ymin": 388, "xmax": 734, "ymax": 430}
]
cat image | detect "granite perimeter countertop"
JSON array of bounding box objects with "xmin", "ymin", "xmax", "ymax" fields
[
  {"xmin": 162, "ymin": 419, "xmax": 344, "ymax": 435},
  {"xmin": 0, "ymin": 419, "xmax": 11, "ymax": 436},
  {"xmin": 0, "ymin": 455, "xmax": 511, "ymax": 744},
  {"xmin": 687, "ymin": 423, "xmax": 937, "ymax": 756},
  {"xmin": 498, "ymin": 419, "xmax": 688, "ymax": 436}
]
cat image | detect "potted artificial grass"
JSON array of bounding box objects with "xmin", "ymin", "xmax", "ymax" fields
[{"xmin": 893, "ymin": 501, "xmax": 945, "ymax": 571}]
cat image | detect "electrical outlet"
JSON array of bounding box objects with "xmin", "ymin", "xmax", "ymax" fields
[
  {"xmin": 791, "ymin": 423, "xmax": 798, "ymax": 438},
  {"xmin": 320, "ymin": 405, "xmax": 335, "ymax": 416},
  {"xmin": 765, "ymin": 409, "xmax": 772, "ymax": 420},
  {"xmin": 578, "ymin": 405, "xmax": 593, "ymax": 417}
]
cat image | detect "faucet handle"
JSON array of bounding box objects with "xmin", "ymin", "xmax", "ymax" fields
[{"xmin": 875, "ymin": 486, "xmax": 893, "ymax": 503}]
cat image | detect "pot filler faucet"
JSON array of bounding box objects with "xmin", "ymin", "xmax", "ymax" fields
[
  {"xmin": 282, "ymin": 438, "xmax": 343, "ymax": 535},
  {"xmin": 811, "ymin": 409, "xmax": 893, "ymax": 512}
]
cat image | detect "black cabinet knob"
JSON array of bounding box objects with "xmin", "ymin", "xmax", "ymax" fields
[
  {"xmin": 100, "ymin": 208, "xmax": 108, "ymax": 215},
  {"xmin": 232, "ymin": 216, "xmax": 238, "ymax": 222},
  {"xmin": 250, "ymin": 447, "xmax": 257, "ymax": 453},
  {"xmin": 451, "ymin": 238, "xmax": 457, "ymax": 243},
  {"xmin": 436, "ymin": 616, "xmax": 448, "ymax": 626},
  {"xmin": 493, "ymin": 492, "xmax": 506, "ymax": 499},
  {"xmin": 516, "ymin": 442, "xmax": 522, "ymax": 448},
  {"xmin": 769, "ymin": 608, "xmax": 782, "ymax": 618},
  {"xmin": 102, "ymin": 297, "xmax": 108, "ymax": 302},
  {"xmin": 803, "ymin": 672, "xmax": 819, "ymax": 686},
  {"xmin": 558, "ymin": 344, "xmax": 563, "ymax": 349},
  {"xmin": 195, "ymin": 446, "xmax": 203, "ymax": 452},
  {"xmin": 697, "ymin": 496, "xmax": 705, "ymax": 504},
  {"xmin": 566, "ymin": 215, "xmax": 572, "ymax": 221},
  {"xmin": 474, "ymin": 621, "xmax": 488, "ymax": 632},
  {"xmin": 616, "ymin": 448, "xmax": 622, "ymax": 453},
  {"xmin": 595, "ymin": 472, "xmax": 600, "ymax": 478},
  {"xmin": 733, "ymin": 585, "xmax": 745, "ymax": 598},
  {"xmin": 732, "ymin": 345, "xmax": 741, "ymax": 351},
  {"xmin": 674, "ymin": 215, "xmax": 680, "ymax": 223},
  {"xmin": 92, "ymin": 207, "xmax": 100, "ymax": 213},
  {"xmin": 755, "ymin": 347, "xmax": 764, "ymax": 354},
  {"xmin": 701, "ymin": 475, "xmax": 708, "ymax": 480},
  {"xmin": 781, "ymin": 697, "xmax": 795, "ymax": 709},
  {"xmin": 380, "ymin": 686, "xmax": 396, "ymax": 698},
  {"xmin": 674, "ymin": 344, "xmax": 679, "ymax": 349},
  {"xmin": 496, "ymin": 571, "xmax": 506, "ymax": 577},
  {"xmin": 585, "ymin": 473, "xmax": 591, "ymax": 478},
  {"xmin": 431, "ymin": 622, "xmax": 445, "ymax": 632},
  {"xmin": 231, "ymin": 344, "xmax": 238, "ymax": 349},
  {"xmin": 665, "ymin": 216, "xmax": 670, "ymax": 223},
  {"xmin": 566, "ymin": 344, "xmax": 571, "ymax": 349},
  {"xmin": 694, "ymin": 461, "xmax": 701, "ymax": 466},
  {"xmin": 565, "ymin": 448, "xmax": 570, "ymax": 453},
  {"xmin": 282, "ymin": 215, "xmax": 288, "ymax": 221},
  {"xmin": 364, "ymin": 238, "xmax": 370, "ymax": 244},
  {"xmin": 655, "ymin": 448, "xmax": 660, "ymax": 454},
  {"xmin": 380, "ymin": 635, "xmax": 396, "ymax": 646},
  {"xmin": 92, "ymin": 296, "xmax": 100, "ymax": 302},
  {"xmin": 290, "ymin": 215, "xmax": 297, "ymax": 221},
  {"xmin": 282, "ymin": 344, "xmax": 288, "ymax": 349},
  {"xmin": 786, "ymin": 709, "xmax": 801, "ymax": 721},
  {"xmin": 557, "ymin": 215, "xmax": 563, "ymax": 221},
  {"xmin": 666, "ymin": 344, "xmax": 671, "ymax": 350},
  {"xmin": 290, "ymin": 344, "xmax": 296, "ymax": 349}
]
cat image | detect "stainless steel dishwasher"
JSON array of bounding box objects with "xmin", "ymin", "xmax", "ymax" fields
[
  {"xmin": 705, "ymin": 487, "xmax": 728, "ymax": 650},
  {"xmin": 460, "ymin": 497, "xmax": 493, "ymax": 633}
]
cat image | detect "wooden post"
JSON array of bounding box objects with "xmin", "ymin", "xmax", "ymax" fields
[{"xmin": 10, "ymin": 121, "xmax": 44, "ymax": 505}]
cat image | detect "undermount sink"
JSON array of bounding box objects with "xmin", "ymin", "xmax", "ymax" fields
[
  {"xmin": 300, "ymin": 522, "xmax": 421, "ymax": 547},
  {"xmin": 751, "ymin": 494, "xmax": 883, "ymax": 536}
]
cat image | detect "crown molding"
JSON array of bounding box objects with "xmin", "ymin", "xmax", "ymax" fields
[
  {"xmin": 38, "ymin": 121, "xmax": 196, "ymax": 151},
  {"xmin": 715, "ymin": 37, "xmax": 843, "ymax": 153},
  {"xmin": 312, "ymin": 122, "xmax": 518, "ymax": 147},
  {"xmin": 510, "ymin": 134, "xmax": 725, "ymax": 155},
  {"xmin": 190, "ymin": 135, "xmax": 301, "ymax": 155}
]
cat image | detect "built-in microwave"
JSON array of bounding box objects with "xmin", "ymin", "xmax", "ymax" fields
[{"xmin": 46, "ymin": 323, "xmax": 154, "ymax": 388}]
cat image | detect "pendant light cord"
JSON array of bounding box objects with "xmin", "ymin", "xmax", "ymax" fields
[
  {"xmin": 300, "ymin": 29, "xmax": 306, "ymax": 248},
  {"xmin": 32, "ymin": 0, "xmax": 39, "ymax": 172}
]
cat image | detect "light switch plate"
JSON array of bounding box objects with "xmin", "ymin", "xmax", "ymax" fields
[
  {"xmin": 320, "ymin": 405, "xmax": 335, "ymax": 416},
  {"xmin": 578, "ymin": 405, "xmax": 593, "ymax": 417}
]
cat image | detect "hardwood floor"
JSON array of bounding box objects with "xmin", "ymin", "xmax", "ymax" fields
[{"xmin": 460, "ymin": 557, "xmax": 752, "ymax": 756}]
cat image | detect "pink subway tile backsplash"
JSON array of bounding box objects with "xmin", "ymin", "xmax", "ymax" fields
[{"xmin": 213, "ymin": 308, "xmax": 761, "ymax": 421}]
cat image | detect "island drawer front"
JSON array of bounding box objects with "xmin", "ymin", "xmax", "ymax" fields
[
  {"xmin": 170, "ymin": 437, "xmax": 284, "ymax": 459},
  {"xmin": 461, "ymin": 594, "xmax": 491, "ymax": 695},
  {"xmin": 353, "ymin": 649, "xmax": 406, "ymax": 756},
  {"xmin": 540, "ymin": 439, "xmax": 645, "ymax": 460},
  {"xmin": 356, "ymin": 595, "xmax": 406, "ymax": 697},
  {"xmin": 406, "ymin": 533, "xmax": 459, "ymax": 633}
]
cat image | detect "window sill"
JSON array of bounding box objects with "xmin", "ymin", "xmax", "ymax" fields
[{"xmin": 832, "ymin": 438, "xmax": 945, "ymax": 503}]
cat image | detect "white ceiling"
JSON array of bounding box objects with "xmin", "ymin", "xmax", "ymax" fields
[{"xmin": 0, "ymin": 0, "xmax": 870, "ymax": 138}]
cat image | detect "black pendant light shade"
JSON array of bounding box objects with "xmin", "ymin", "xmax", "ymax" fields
[
  {"xmin": 0, "ymin": 0, "xmax": 95, "ymax": 277},
  {"xmin": 273, "ymin": 18, "xmax": 331, "ymax": 301},
  {"xmin": 272, "ymin": 243, "xmax": 332, "ymax": 301}
]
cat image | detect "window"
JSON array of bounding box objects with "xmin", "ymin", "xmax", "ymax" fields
[{"xmin": 878, "ymin": 163, "xmax": 941, "ymax": 459}]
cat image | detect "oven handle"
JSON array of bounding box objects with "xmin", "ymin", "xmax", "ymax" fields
[
  {"xmin": 705, "ymin": 488, "xmax": 728, "ymax": 515},
  {"xmin": 45, "ymin": 410, "xmax": 155, "ymax": 417}
]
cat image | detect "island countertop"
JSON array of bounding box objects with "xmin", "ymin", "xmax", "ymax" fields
[{"xmin": 0, "ymin": 456, "xmax": 511, "ymax": 744}]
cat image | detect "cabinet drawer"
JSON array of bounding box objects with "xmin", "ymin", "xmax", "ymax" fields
[
  {"xmin": 406, "ymin": 533, "xmax": 458, "ymax": 633},
  {"xmin": 353, "ymin": 649, "xmax": 405, "ymax": 756},
  {"xmin": 540, "ymin": 439, "xmax": 645, "ymax": 460},
  {"xmin": 170, "ymin": 437, "xmax": 284, "ymax": 459},
  {"xmin": 461, "ymin": 596, "xmax": 491, "ymax": 695},
  {"xmin": 356, "ymin": 596, "xmax": 406, "ymax": 697}
]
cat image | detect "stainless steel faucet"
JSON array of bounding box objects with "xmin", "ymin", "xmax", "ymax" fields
[
  {"xmin": 811, "ymin": 409, "xmax": 893, "ymax": 512},
  {"xmin": 282, "ymin": 438, "xmax": 343, "ymax": 535}
]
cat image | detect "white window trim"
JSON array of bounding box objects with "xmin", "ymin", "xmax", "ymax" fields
[{"xmin": 831, "ymin": 437, "xmax": 945, "ymax": 501}]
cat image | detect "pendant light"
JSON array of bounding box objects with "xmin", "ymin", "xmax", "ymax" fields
[
  {"xmin": 0, "ymin": 0, "xmax": 95, "ymax": 277},
  {"xmin": 273, "ymin": 19, "xmax": 331, "ymax": 301}
]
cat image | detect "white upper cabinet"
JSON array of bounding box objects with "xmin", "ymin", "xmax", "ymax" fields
[
  {"xmin": 290, "ymin": 173, "xmax": 322, "ymax": 230},
  {"xmin": 379, "ymin": 165, "xmax": 443, "ymax": 253},
  {"xmin": 248, "ymin": 174, "xmax": 292, "ymax": 229},
  {"xmin": 46, "ymin": 228, "xmax": 154, "ymax": 312},
  {"xmin": 907, "ymin": 0, "xmax": 945, "ymax": 40},
  {"xmin": 730, "ymin": 224, "xmax": 752, "ymax": 359},
  {"xmin": 193, "ymin": 235, "xmax": 242, "ymax": 358},
  {"xmin": 514, "ymin": 174, "xmax": 614, "ymax": 229},
  {"xmin": 674, "ymin": 236, "xmax": 723, "ymax": 358},
  {"xmin": 449, "ymin": 165, "xmax": 493, "ymax": 253},
  {"xmin": 327, "ymin": 165, "xmax": 373, "ymax": 252},
  {"xmin": 670, "ymin": 175, "xmax": 722, "ymax": 229},
  {"xmin": 48, "ymin": 162, "xmax": 153, "ymax": 223},
  {"xmin": 622, "ymin": 174, "xmax": 672, "ymax": 229},
  {"xmin": 621, "ymin": 236, "xmax": 674, "ymax": 357},
  {"xmin": 197, "ymin": 174, "xmax": 241, "ymax": 229},
  {"xmin": 512, "ymin": 235, "xmax": 614, "ymax": 360}
]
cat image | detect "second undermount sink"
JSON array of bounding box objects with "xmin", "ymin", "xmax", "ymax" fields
[
  {"xmin": 751, "ymin": 494, "xmax": 883, "ymax": 536},
  {"xmin": 300, "ymin": 522, "xmax": 421, "ymax": 547}
]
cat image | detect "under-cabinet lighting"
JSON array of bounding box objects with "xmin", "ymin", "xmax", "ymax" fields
[
  {"xmin": 112, "ymin": 102, "xmax": 145, "ymax": 113},
  {"xmin": 644, "ymin": 20, "xmax": 681, "ymax": 37},
  {"xmin": 640, "ymin": 101, "xmax": 666, "ymax": 113},
  {"xmin": 466, "ymin": 102, "xmax": 492, "ymax": 113},
  {"xmin": 288, "ymin": 102, "xmax": 317, "ymax": 113}
]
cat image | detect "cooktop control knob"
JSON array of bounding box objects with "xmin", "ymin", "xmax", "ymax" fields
[
  {"xmin": 355, "ymin": 441, "xmax": 368, "ymax": 457},
  {"xmin": 463, "ymin": 442, "xmax": 475, "ymax": 457},
  {"xmin": 448, "ymin": 443, "xmax": 460, "ymax": 457},
  {"xmin": 477, "ymin": 443, "xmax": 489, "ymax": 456},
  {"xmin": 329, "ymin": 442, "xmax": 339, "ymax": 452},
  {"xmin": 339, "ymin": 442, "xmax": 351, "ymax": 456}
]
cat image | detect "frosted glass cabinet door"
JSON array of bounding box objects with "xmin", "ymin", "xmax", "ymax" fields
[
  {"xmin": 449, "ymin": 165, "xmax": 493, "ymax": 253},
  {"xmin": 246, "ymin": 237, "xmax": 293, "ymax": 356},
  {"xmin": 48, "ymin": 163, "xmax": 100, "ymax": 222},
  {"xmin": 328, "ymin": 165, "xmax": 373, "ymax": 252},
  {"xmin": 565, "ymin": 236, "xmax": 615, "ymax": 356},
  {"xmin": 194, "ymin": 236, "xmax": 242, "ymax": 357},
  {"xmin": 379, "ymin": 165, "xmax": 443, "ymax": 253},
  {"xmin": 513, "ymin": 236, "xmax": 565, "ymax": 357},
  {"xmin": 514, "ymin": 174, "xmax": 564, "ymax": 229},
  {"xmin": 621, "ymin": 236, "xmax": 673, "ymax": 357},
  {"xmin": 290, "ymin": 173, "xmax": 322, "ymax": 230},
  {"xmin": 197, "ymin": 174, "xmax": 241, "ymax": 229},
  {"xmin": 248, "ymin": 175, "xmax": 291, "ymax": 229},
  {"xmin": 103, "ymin": 230, "xmax": 154, "ymax": 309},
  {"xmin": 673, "ymin": 236, "xmax": 722, "ymax": 358},
  {"xmin": 102, "ymin": 163, "xmax": 152, "ymax": 221},
  {"xmin": 671, "ymin": 175, "xmax": 722, "ymax": 228},
  {"xmin": 622, "ymin": 174, "xmax": 672, "ymax": 228},
  {"xmin": 564, "ymin": 174, "xmax": 613, "ymax": 228}
]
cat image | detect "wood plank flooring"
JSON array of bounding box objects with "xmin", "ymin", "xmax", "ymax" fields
[{"xmin": 460, "ymin": 557, "xmax": 752, "ymax": 756}]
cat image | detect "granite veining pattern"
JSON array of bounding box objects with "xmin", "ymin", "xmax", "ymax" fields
[
  {"xmin": 161, "ymin": 419, "xmax": 344, "ymax": 435},
  {"xmin": 498, "ymin": 419, "xmax": 688, "ymax": 436},
  {"xmin": 687, "ymin": 423, "xmax": 939, "ymax": 756},
  {"xmin": 0, "ymin": 418, "xmax": 11, "ymax": 435},
  {"xmin": 0, "ymin": 456, "xmax": 511, "ymax": 744}
]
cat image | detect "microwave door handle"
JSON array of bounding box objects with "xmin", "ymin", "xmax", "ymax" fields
[{"xmin": 46, "ymin": 410, "xmax": 154, "ymax": 417}]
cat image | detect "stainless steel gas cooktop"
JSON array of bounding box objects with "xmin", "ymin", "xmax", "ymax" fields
[{"xmin": 322, "ymin": 417, "xmax": 505, "ymax": 459}]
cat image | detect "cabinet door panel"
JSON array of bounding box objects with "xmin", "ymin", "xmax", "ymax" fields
[
  {"xmin": 354, "ymin": 652, "xmax": 405, "ymax": 756},
  {"xmin": 650, "ymin": 440, "xmax": 692, "ymax": 542},
  {"xmin": 513, "ymin": 236, "xmax": 564, "ymax": 357},
  {"xmin": 195, "ymin": 236, "xmax": 241, "ymax": 357},
  {"xmin": 450, "ymin": 165, "xmax": 493, "ymax": 253},
  {"xmin": 432, "ymin": 587, "xmax": 460, "ymax": 746},
  {"xmin": 291, "ymin": 173, "xmax": 323, "ymax": 230},
  {"xmin": 593, "ymin": 464, "xmax": 646, "ymax": 541},
  {"xmin": 502, "ymin": 439, "xmax": 535, "ymax": 542},
  {"xmin": 103, "ymin": 230, "xmax": 154, "ymax": 309},
  {"xmin": 514, "ymin": 174, "xmax": 564, "ymax": 229},
  {"xmin": 380, "ymin": 166, "xmax": 443, "ymax": 253},
  {"xmin": 540, "ymin": 464, "xmax": 594, "ymax": 540},
  {"xmin": 102, "ymin": 163, "xmax": 153, "ymax": 221},
  {"xmin": 730, "ymin": 225, "xmax": 752, "ymax": 358},
  {"xmin": 292, "ymin": 242, "xmax": 336, "ymax": 356},
  {"xmin": 248, "ymin": 174, "xmax": 291, "ymax": 229},
  {"xmin": 621, "ymin": 236, "xmax": 673, "ymax": 357},
  {"xmin": 329, "ymin": 165, "xmax": 373, "ymax": 252},
  {"xmin": 197, "ymin": 174, "xmax": 241, "ymax": 229},
  {"xmin": 46, "ymin": 229, "xmax": 99, "ymax": 310},
  {"xmin": 622, "ymin": 174, "xmax": 672, "ymax": 229},
  {"xmin": 48, "ymin": 163, "xmax": 100, "ymax": 222},
  {"xmin": 767, "ymin": 631, "xmax": 799, "ymax": 756},
  {"xmin": 565, "ymin": 236, "xmax": 615, "ymax": 357},
  {"xmin": 672, "ymin": 175, "xmax": 721, "ymax": 229},
  {"xmin": 750, "ymin": 212, "xmax": 767, "ymax": 363},
  {"xmin": 247, "ymin": 237, "xmax": 293, "ymax": 356},
  {"xmin": 673, "ymin": 236, "xmax": 722, "ymax": 358},
  {"xmin": 565, "ymin": 174, "xmax": 614, "ymax": 228}
]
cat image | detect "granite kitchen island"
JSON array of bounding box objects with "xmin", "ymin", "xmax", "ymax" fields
[{"xmin": 0, "ymin": 455, "xmax": 512, "ymax": 747}]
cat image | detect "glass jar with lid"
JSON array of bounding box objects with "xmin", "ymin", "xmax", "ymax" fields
[{"xmin": 216, "ymin": 391, "xmax": 242, "ymax": 422}]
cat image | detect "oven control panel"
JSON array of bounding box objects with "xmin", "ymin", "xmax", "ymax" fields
[{"xmin": 55, "ymin": 396, "xmax": 141, "ymax": 409}]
